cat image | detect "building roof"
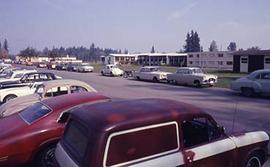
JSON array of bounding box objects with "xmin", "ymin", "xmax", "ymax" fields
[
  {"xmin": 233, "ymin": 50, "xmax": 270, "ymax": 56},
  {"xmin": 71, "ymin": 99, "xmax": 206, "ymax": 133},
  {"xmin": 137, "ymin": 53, "xmax": 188, "ymax": 57}
]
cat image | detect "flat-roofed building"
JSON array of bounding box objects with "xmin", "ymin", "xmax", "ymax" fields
[
  {"xmin": 137, "ymin": 53, "xmax": 187, "ymax": 66},
  {"xmin": 233, "ymin": 50, "xmax": 270, "ymax": 73},
  {"xmin": 187, "ymin": 51, "xmax": 234, "ymax": 71}
]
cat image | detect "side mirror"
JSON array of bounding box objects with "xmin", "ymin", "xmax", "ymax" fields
[{"xmin": 57, "ymin": 112, "xmax": 70, "ymax": 123}]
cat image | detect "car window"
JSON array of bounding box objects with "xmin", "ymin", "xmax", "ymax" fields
[
  {"xmin": 14, "ymin": 73, "xmax": 24, "ymax": 78},
  {"xmin": 40, "ymin": 74, "xmax": 50, "ymax": 80},
  {"xmin": 261, "ymin": 73, "xmax": 270, "ymax": 80},
  {"xmin": 182, "ymin": 117, "xmax": 221, "ymax": 148},
  {"xmin": 63, "ymin": 120, "xmax": 89, "ymax": 164},
  {"xmin": 19, "ymin": 102, "xmax": 52, "ymax": 124},
  {"xmin": 70, "ymin": 86, "xmax": 88, "ymax": 93},
  {"xmin": 106, "ymin": 122, "xmax": 179, "ymax": 166},
  {"xmin": 45, "ymin": 86, "xmax": 69, "ymax": 97}
]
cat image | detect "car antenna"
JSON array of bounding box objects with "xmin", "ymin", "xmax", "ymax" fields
[{"xmin": 231, "ymin": 101, "xmax": 238, "ymax": 134}]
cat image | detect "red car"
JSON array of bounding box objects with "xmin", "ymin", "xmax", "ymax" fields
[
  {"xmin": 0, "ymin": 92, "xmax": 110, "ymax": 167},
  {"xmin": 54, "ymin": 99, "xmax": 269, "ymax": 167}
]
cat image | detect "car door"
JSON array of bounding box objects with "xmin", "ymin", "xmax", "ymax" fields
[
  {"xmin": 256, "ymin": 72, "xmax": 270, "ymax": 93},
  {"xmin": 174, "ymin": 69, "xmax": 184, "ymax": 84},
  {"xmin": 180, "ymin": 117, "xmax": 236, "ymax": 167}
]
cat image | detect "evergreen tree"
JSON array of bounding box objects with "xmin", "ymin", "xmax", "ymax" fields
[
  {"xmin": 227, "ymin": 42, "xmax": 237, "ymax": 51},
  {"xmin": 183, "ymin": 30, "xmax": 201, "ymax": 52},
  {"xmin": 0, "ymin": 41, "xmax": 1, "ymax": 49},
  {"xmin": 151, "ymin": 46, "xmax": 155, "ymax": 53},
  {"xmin": 209, "ymin": 40, "xmax": 218, "ymax": 52},
  {"xmin": 3, "ymin": 39, "xmax": 8, "ymax": 52}
]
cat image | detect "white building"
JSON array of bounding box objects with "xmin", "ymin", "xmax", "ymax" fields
[
  {"xmin": 187, "ymin": 51, "xmax": 233, "ymax": 71},
  {"xmin": 102, "ymin": 53, "xmax": 188, "ymax": 66}
]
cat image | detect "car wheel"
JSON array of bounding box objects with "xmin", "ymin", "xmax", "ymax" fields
[
  {"xmin": 194, "ymin": 80, "xmax": 201, "ymax": 88},
  {"xmin": 101, "ymin": 71, "xmax": 104, "ymax": 76},
  {"xmin": 153, "ymin": 77, "xmax": 159, "ymax": 82},
  {"xmin": 136, "ymin": 76, "xmax": 140, "ymax": 80},
  {"xmin": 35, "ymin": 144, "xmax": 56, "ymax": 167},
  {"xmin": 3, "ymin": 94, "xmax": 17, "ymax": 103},
  {"xmin": 241, "ymin": 87, "xmax": 254, "ymax": 97},
  {"xmin": 244, "ymin": 152, "xmax": 263, "ymax": 167}
]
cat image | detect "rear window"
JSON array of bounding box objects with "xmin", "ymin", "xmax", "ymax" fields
[
  {"xmin": 19, "ymin": 102, "xmax": 52, "ymax": 124},
  {"xmin": 63, "ymin": 120, "xmax": 88, "ymax": 163},
  {"xmin": 105, "ymin": 122, "xmax": 179, "ymax": 166}
]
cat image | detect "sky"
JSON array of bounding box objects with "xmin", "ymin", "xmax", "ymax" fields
[{"xmin": 0, "ymin": 0, "xmax": 270, "ymax": 54}]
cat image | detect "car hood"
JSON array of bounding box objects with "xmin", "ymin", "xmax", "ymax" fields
[
  {"xmin": 0, "ymin": 94, "xmax": 40, "ymax": 117},
  {"xmin": 194, "ymin": 73, "xmax": 218, "ymax": 79}
]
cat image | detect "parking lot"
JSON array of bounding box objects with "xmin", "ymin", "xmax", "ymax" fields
[
  {"xmin": 33, "ymin": 66, "xmax": 270, "ymax": 135},
  {"xmin": 16, "ymin": 65, "xmax": 270, "ymax": 166}
]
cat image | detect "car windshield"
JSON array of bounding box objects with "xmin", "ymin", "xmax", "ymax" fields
[
  {"xmin": 192, "ymin": 69, "xmax": 203, "ymax": 74},
  {"xmin": 19, "ymin": 102, "xmax": 52, "ymax": 124}
]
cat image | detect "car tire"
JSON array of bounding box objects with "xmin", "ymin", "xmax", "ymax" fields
[
  {"xmin": 101, "ymin": 71, "xmax": 104, "ymax": 76},
  {"xmin": 153, "ymin": 77, "xmax": 159, "ymax": 82},
  {"xmin": 244, "ymin": 152, "xmax": 263, "ymax": 167},
  {"xmin": 241, "ymin": 87, "xmax": 254, "ymax": 97},
  {"xmin": 3, "ymin": 94, "xmax": 17, "ymax": 103},
  {"xmin": 136, "ymin": 76, "xmax": 140, "ymax": 80},
  {"xmin": 34, "ymin": 144, "xmax": 56, "ymax": 167},
  {"xmin": 194, "ymin": 80, "xmax": 201, "ymax": 88}
]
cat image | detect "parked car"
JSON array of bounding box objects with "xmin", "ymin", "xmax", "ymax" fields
[
  {"xmin": 0, "ymin": 92, "xmax": 110, "ymax": 167},
  {"xmin": 56, "ymin": 63, "xmax": 67, "ymax": 70},
  {"xmin": 0, "ymin": 72, "xmax": 61, "ymax": 89},
  {"xmin": 167, "ymin": 67, "xmax": 218, "ymax": 87},
  {"xmin": 38, "ymin": 61, "xmax": 47, "ymax": 68},
  {"xmin": 231, "ymin": 69, "xmax": 270, "ymax": 96},
  {"xmin": 101, "ymin": 64, "xmax": 124, "ymax": 76},
  {"xmin": 54, "ymin": 98, "xmax": 269, "ymax": 167},
  {"xmin": 133, "ymin": 66, "xmax": 171, "ymax": 82},
  {"xmin": 77, "ymin": 63, "xmax": 94, "ymax": 72},
  {"xmin": 66, "ymin": 63, "xmax": 79, "ymax": 71},
  {"xmin": 47, "ymin": 62, "xmax": 57, "ymax": 69},
  {"xmin": 0, "ymin": 79, "xmax": 97, "ymax": 117},
  {"xmin": 0, "ymin": 69, "xmax": 37, "ymax": 82}
]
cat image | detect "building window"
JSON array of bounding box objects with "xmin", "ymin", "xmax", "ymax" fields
[
  {"xmin": 226, "ymin": 61, "xmax": 233, "ymax": 65},
  {"xmin": 218, "ymin": 54, "xmax": 223, "ymax": 57},
  {"xmin": 189, "ymin": 54, "xmax": 193, "ymax": 58},
  {"xmin": 265, "ymin": 58, "xmax": 270, "ymax": 64},
  {"xmin": 241, "ymin": 58, "xmax": 248, "ymax": 63},
  {"xmin": 189, "ymin": 61, "xmax": 193, "ymax": 64},
  {"xmin": 196, "ymin": 54, "xmax": 200, "ymax": 58}
]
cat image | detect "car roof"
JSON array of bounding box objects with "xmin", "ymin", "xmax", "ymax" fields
[
  {"xmin": 41, "ymin": 92, "xmax": 110, "ymax": 112},
  {"xmin": 22, "ymin": 72, "xmax": 55, "ymax": 76},
  {"xmin": 141, "ymin": 66, "xmax": 160, "ymax": 68},
  {"xmin": 71, "ymin": 99, "xmax": 206, "ymax": 133},
  {"xmin": 41, "ymin": 79, "xmax": 96, "ymax": 92},
  {"xmin": 252, "ymin": 69, "xmax": 270, "ymax": 73},
  {"xmin": 177, "ymin": 67, "xmax": 201, "ymax": 70}
]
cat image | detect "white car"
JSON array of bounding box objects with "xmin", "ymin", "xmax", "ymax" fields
[
  {"xmin": 167, "ymin": 67, "xmax": 218, "ymax": 87},
  {"xmin": 77, "ymin": 63, "xmax": 94, "ymax": 72},
  {"xmin": 0, "ymin": 69, "xmax": 37, "ymax": 83},
  {"xmin": 231, "ymin": 69, "xmax": 270, "ymax": 96},
  {"xmin": 133, "ymin": 66, "xmax": 171, "ymax": 82},
  {"xmin": 101, "ymin": 64, "xmax": 124, "ymax": 76},
  {"xmin": 0, "ymin": 79, "xmax": 97, "ymax": 117}
]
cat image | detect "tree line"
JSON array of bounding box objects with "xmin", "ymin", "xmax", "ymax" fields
[{"xmin": 18, "ymin": 43, "xmax": 128, "ymax": 62}]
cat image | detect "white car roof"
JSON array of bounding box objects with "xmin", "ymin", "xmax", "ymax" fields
[
  {"xmin": 41, "ymin": 79, "xmax": 97, "ymax": 92},
  {"xmin": 141, "ymin": 66, "xmax": 160, "ymax": 68}
]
